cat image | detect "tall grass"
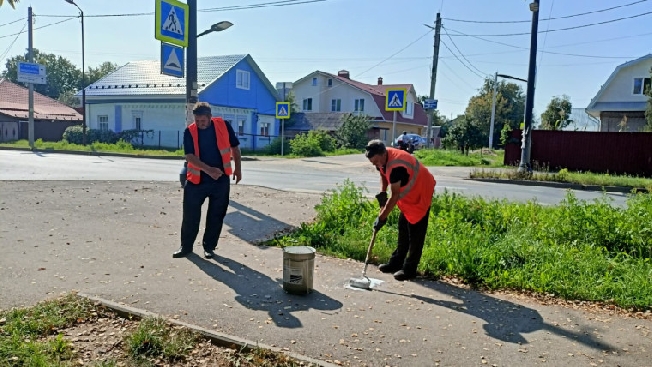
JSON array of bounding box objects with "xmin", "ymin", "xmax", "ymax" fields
[{"xmin": 268, "ymin": 180, "xmax": 652, "ymax": 309}]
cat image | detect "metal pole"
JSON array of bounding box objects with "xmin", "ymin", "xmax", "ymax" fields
[
  {"xmin": 489, "ymin": 72, "xmax": 498, "ymax": 150},
  {"xmin": 518, "ymin": 0, "xmax": 540, "ymax": 173},
  {"xmin": 185, "ymin": 0, "xmax": 198, "ymax": 127},
  {"xmin": 281, "ymin": 83, "xmax": 286, "ymax": 156},
  {"xmin": 80, "ymin": 10, "xmax": 86, "ymax": 146},
  {"xmin": 27, "ymin": 7, "xmax": 34, "ymax": 149},
  {"xmin": 392, "ymin": 110, "xmax": 397, "ymax": 144},
  {"xmin": 426, "ymin": 12, "xmax": 441, "ymax": 148}
]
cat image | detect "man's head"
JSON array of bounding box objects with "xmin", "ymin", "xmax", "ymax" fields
[
  {"xmin": 365, "ymin": 139, "xmax": 388, "ymax": 169},
  {"xmin": 193, "ymin": 102, "xmax": 213, "ymax": 129}
]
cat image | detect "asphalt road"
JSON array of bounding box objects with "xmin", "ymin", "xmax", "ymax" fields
[{"xmin": 0, "ymin": 150, "xmax": 629, "ymax": 206}]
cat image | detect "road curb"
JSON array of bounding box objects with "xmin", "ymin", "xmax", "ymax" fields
[
  {"xmin": 468, "ymin": 178, "xmax": 649, "ymax": 193},
  {"xmin": 78, "ymin": 293, "xmax": 337, "ymax": 367},
  {"xmin": 0, "ymin": 146, "xmax": 259, "ymax": 161}
]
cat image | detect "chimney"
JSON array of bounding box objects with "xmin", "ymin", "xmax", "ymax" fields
[
  {"xmin": 377, "ymin": 77, "xmax": 383, "ymax": 85},
  {"xmin": 338, "ymin": 70, "xmax": 350, "ymax": 79}
]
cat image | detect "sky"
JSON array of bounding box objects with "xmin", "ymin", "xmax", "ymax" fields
[{"xmin": 1, "ymin": 0, "xmax": 651, "ymax": 120}]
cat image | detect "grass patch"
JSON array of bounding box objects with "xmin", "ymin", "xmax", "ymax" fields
[
  {"xmin": 471, "ymin": 168, "xmax": 652, "ymax": 191},
  {"xmin": 1, "ymin": 294, "xmax": 311, "ymax": 366},
  {"xmin": 414, "ymin": 149, "xmax": 505, "ymax": 167},
  {"xmin": 0, "ymin": 139, "xmax": 184, "ymax": 157},
  {"xmin": 267, "ymin": 180, "xmax": 652, "ymax": 310}
]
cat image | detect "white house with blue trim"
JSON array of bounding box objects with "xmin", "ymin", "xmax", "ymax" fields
[{"xmin": 78, "ymin": 54, "xmax": 280, "ymax": 150}]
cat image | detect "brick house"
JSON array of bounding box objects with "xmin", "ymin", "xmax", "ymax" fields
[{"xmin": 0, "ymin": 78, "xmax": 82, "ymax": 142}]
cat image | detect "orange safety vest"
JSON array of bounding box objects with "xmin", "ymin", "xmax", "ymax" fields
[
  {"xmin": 186, "ymin": 117, "xmax": 233, "ymax": 185},
  {"xmin": 381, "ymin": 148, "xmax": 436, "ymax": 224}
]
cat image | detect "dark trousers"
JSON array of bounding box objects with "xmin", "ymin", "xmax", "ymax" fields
[
  {"xmin": 388, "ymin": 206, "xmax": 431, "ymax": 274},
  {"xmin": 180, "ymin": 176, "xmax": 230, "ymax": 251}
]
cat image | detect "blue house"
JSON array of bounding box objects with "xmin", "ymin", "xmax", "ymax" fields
[{"xmin": 78, "ymin": 54, "xmax": 280, "ymax": 150}]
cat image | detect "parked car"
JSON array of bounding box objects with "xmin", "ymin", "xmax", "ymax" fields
[{"xmin": 393, "ymin": 133, "xmax": 426, "ymax": 153}]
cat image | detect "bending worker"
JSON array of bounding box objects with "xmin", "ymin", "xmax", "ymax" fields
[
  {"xmin": 365, "ymin": 139, "xmax": 436, "ymax": 281},
  {"xmin": 173, "ymin": 102, "xmax": 242, "ymax": 259}
]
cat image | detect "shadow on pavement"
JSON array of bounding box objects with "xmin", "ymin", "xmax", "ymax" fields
[
  {"xmin": 187, "ymin": 253, "xmax": 343, "ymax": 329},
  {"xmin": 376, "ymin": 280, "xmax": 614, "ymax": 351},
  {"xmin": 224, "ymin": 200, "xmax": 298, "ymax": 244}
]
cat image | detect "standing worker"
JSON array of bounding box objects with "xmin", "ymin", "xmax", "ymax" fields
[
  {"xmin": 173, "ymin": 102, "xmax": 242, "ymax": 259},
  {"xmin": 365, "ymin": 139, "xmax": 436, "ymax": 281}
]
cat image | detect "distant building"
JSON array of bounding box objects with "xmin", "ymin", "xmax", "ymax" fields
[
  {"xmin": 78, "ymin": 54, "xmax": 280, "ymax": 150},
  {"xmin": 0, "ymin": 78, "xmax": 82, "ymax": 142}
]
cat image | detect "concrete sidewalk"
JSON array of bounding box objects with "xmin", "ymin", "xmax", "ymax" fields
[{"xmin": 0, "ymin": 181, "xmax": 650, "ymax": 366}]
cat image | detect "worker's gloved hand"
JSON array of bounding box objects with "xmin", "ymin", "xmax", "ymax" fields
[
  {"xmin": 375, "ymin": 192, "xmax": 388, "ymax": 208},
  {"xmin": 373, "ymin": 216, "xmax": 386, "ymax": 232}
]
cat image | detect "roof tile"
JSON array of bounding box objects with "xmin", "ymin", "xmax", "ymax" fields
[{"xmin": 0, "ymin": 79, "xmax": 82, "ymax": 121}]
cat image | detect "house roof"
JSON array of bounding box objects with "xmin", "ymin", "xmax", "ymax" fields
[
  {"xmin": 79, "ymin": 54, "xmax": 279, "ymax": 101},
  {"xmin": 287, "ymin": 112, "xmax": 348, "ymax": 132},
  {"xmin": 586, "ymin": 53, "xmax": 652, "ymax": 116},
  {"xmin": 0, "ymin": 79, "xmax": 82, "ymax": 121},
  {"xmin": 296, "ymin": 71, "xmax": 428, "ymax": 126}
]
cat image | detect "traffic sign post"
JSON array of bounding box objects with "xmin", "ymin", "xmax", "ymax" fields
[
  {"xmin": 385, "ymin": 88, "xmax": 407, "ymax": 144},
  {"xmin": 17, "ymin": 62, "xmax": 47, "ymax": 85},
  {"xmin": 160, "ymin": 42, "xmax": 185, "ymax": 78},
  {"xmin": 155, "ymin": 0, "xmax": 189, "ymax": 47},
  {"xmin": 276, "ymin": 102, "xmax": 291, "ymax": 156}
]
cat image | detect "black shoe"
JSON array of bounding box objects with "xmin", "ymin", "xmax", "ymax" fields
[
  {"xmin": 172, "ymin": 247, "xmax": 191, "ymax": 258},
  {"xmin": 379, "ymin": 263, "xmax": 402, "ymax": 274},
  {"xmin": 203, "ymin": 249, "xmax": 215, "ymax": 259},
  {"xmin": 393, "ymin": 270, "xmax": 417, "ymax": 281}
]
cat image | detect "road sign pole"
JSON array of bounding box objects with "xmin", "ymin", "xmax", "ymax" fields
[
  {"xmin": 392, "ymin": 111, "xmax": 397, "ymax": 144},
  {"xmin": 185, "ymin": 0, "xmax": 197, "ymax": 127},
  {"xmin": 281, "ymin": 85, "xmax": 286, "ymax": 156},
  {"xmin": 27, "ymin": 6, "xmax": 34, "ymax": 149}
]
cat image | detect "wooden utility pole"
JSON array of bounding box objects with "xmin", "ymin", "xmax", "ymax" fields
[
  {"xmin": 518, "ymin": 0, "xmax": 540, "ymax": 172},
  {"xmin": 426, "ymin": 13, "xmax": 441, "ymax": 148}
]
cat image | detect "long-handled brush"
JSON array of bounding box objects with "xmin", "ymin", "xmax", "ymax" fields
[{"xmin": 349, "ymin": 229, "xmax": 378, "ymax": 290}]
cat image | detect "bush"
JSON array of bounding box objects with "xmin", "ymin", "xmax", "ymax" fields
[
  {"xmin": 62, "ymin": 126, "xmax": 154, "ymax": 145},
  {"xmin": 266, "ymin": 137, "xmax": 291, "ymax": 155},
  {"xmin": 290, "ymin": 130, "xmax": 337, "ymax": 157}
]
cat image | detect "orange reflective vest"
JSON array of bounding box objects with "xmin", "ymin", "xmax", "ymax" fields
[
  {"xmin": 186, "ymin": 117, "xmax": 233, "ymax": 185},
  {"xmin": 381, "ymin": 148, "xmax": 436, "ymax": 224}
]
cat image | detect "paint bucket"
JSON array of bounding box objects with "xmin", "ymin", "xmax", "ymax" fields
[{"xmin": 282, "ymin": 246, "xmax": 316, "ymax": 295}]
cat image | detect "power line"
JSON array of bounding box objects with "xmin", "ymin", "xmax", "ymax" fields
[
  {"xmin": 37, "ymin": 0, "xmax": 330, "ymax": 18},
  {"xmin": 441, "ymin": 27, "xmax": 488, "ymax": 77},
  {"xmin": 440, "ymin": 40, "xmax": 485, "ymax": 79},
  {"xmin": 0, "ymin": 17, "xmax": 76, "ymax": 40},
  {"xmin": 0, "ymin": 18, "xmax": 23, "ymax": 28},
  {"xmin": 443, "ymin": 0, "xmax": 649, "ymax": 24},
  {"xmin": 446, "ymin": 10, "xmax": 652, "ymax": 37},
  {"xmin": 443, "ymin": 27, "xmax": 640, "ymax": 59},
  {"xmin": 0, "ymin": 22, "xmax": 27, "ymax": 61}
]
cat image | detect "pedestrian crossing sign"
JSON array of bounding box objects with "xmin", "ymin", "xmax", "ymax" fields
[
  {"xmin": 276, "ymin": 102, "xmax": 290, "ymax": 119},
  {"xmin": 385, "ymin": 88, "xmax": 407, "ymax": 111},
  {"xmin": 155, "ymin": 0, "xmax": 189, "ymax": 47}
]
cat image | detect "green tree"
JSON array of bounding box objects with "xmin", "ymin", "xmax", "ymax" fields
[
  {"xmin": 86, "ymin": 61, "xmax": 118, "ymax": 85},
  {"xmin": 442, "ymin": 115, "xmax": 483, "ymax": 154},
  {"xmin": 464, "ymin": 78, "xmax": 525, "ymax": 147},
  {"xmin": 336, "ymin": 113, "xmax": 370, "ymax": 149},
  {"xmin": 541, "ymin": 95, "xmax": 573, "ymax": 130},
  {"xmin": 0, "ymin": 0, "xmax": 19, "ymax": 8},
  {"xmin": 2, "ymin": 49, "xmax": 81, "ymax": 100},
  {"xmin": 57, "ymin": 90, "xmax": 80, "ymax": 107}
]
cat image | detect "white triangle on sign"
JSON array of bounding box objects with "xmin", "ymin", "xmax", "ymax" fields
[
  {"xmin": 278, "ymin": 106, "xmax": 288, "ymax": 116},
  {"xmin": 388, "ymin": 93, "xmax": 403, "ymax": 107},
  {"xmin": 164, "ymin": 49, "xmax": 182, "ymax": 72},
  {"xmin": 162, "ymin": 7, "xmax": 183, "ymax": 35}
]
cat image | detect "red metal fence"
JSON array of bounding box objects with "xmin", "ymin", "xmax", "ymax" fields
[{"xmin": 504, "ymin": 130, "xmax": 652, "ymax": 177}]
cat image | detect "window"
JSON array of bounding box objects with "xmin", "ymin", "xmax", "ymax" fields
[
  {"xmin": 238, "ymin": 119, "xmax": 245, "ymax": 136},
  {"xmin": 331, "ymin": 99, "xmax": 341, "ymax": 112},
  {"xmin": 327, "ymin": 78, "xmax": 333, "ymax": 87},
  {"xmin": 98, "ymin": 115, "xmax": 109, "ymax": 131},
  {"xmin": 312, "ymin": 77, "xmax": 318, "ymax": 86},
  {"xmin": 354, "ymin": 99, "xmax": 365, "ymax": 112},
  {"xmin": 132, "ymin": 111, "xmax": 143, "ymax": 130},
  {"xmin": 260, "ymin": 123, "xmax": 269, "ymax": 137},
  {"xmin": 405, "ymin": 102, "xmax": 414, "ymax": 115},
  {"xmin": 302, "ymin": 98, "xmax": 313, "ymax": 111},
  {"xmin": 236, "ymin": 70, "xmax": 250, "ymax": 90},
  {"xmin": 633, "ymin": 77, "xmax": 651, "ymax": 95}
]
